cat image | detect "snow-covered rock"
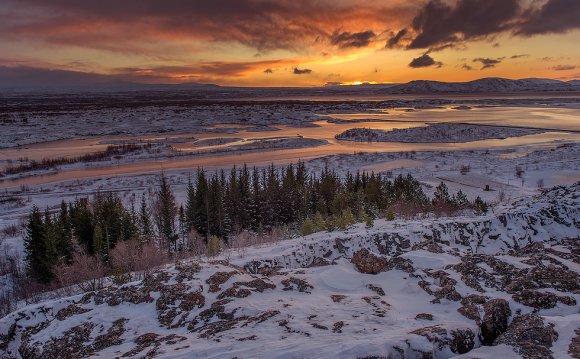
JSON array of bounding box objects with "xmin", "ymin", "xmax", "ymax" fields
[{"xmin": 0, "ymin": 183, "xmax": 578, "ymax": 358}]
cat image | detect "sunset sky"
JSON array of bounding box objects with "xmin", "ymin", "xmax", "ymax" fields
[{"xmin": 1, "ymin": 0, "xmax": 579, "ymax": 87}]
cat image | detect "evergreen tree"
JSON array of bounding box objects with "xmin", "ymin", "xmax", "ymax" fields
[
  {"xmin": 193, "ymin": 169, "xmax": 209, "ymax": 237},
  {"xmin": 474, "ymin": 196, "xmax": 489, "ymax": 214},
  {"xmin": 454, "ymin": 190, "xmax": 469, "ymax": 208},
  {"xmin": 57, "ymin": 200, "xmax": 73, "ymax": 262},
  {"xmin": 24, "ymin": 206, "xmax": 51, "ymax": 283},
  {"xmin": 300, "ymin": 217, "xmax": 316, "ymax": 236},
  {"xmin": 184, "ymin": 176, "xmax": 196, "ymax": 231},
  {"xmin": 178, "ymin": 205, "xmax": 187, "ymax": 251},
  {"xmin": 139, "ymin": 193, "xmax": 154, "ymax": 242},
  {"xmin": 207, "ymin": 235, "xmax": 221, "ymax": 256},
  {"xmin": 433, "ymin": 181, "xmax": 451, "ymax": 205},
  {"xmin": 69, "ymin": 198, "xmax": 94, "ymax": 254},
  {"xmin": 155, "ymin": 173, "xmax": 178, "ymax": 251}
]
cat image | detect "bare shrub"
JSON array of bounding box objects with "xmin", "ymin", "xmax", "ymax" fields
[
  {"xmin": 392, "ymin": 201, "xmax": 424, "ymax": 220},
  {"xmin": 186, "ymin": 229, "xmax": 207, "ymax": 257},
  {"xmin": 110, "ymin": 239, "xmax": 170, "ymax": 282},
  {"xmin": 0, "ymin": 224, "xmax": 19, "ymax": 238},
  {"xmin": 229, "ymin": 231, "xmax": 256, "ymax": 258},
  {"xmin": 460, "ymin": 165, "xmax": 471, "ymax": 175},
  {"xmin": 52, "ymin": 251, "xmax": 109, "ymax": 293},
  {"xmin": 497, "ymin": 189, "xmax": 506, "ymax": 202},
  {"xmin": 433, "ymin": 203, "xmax": 457, "ymax": 218},
  {"xmin": 0, "ymin": 246, "xmax": 26, "ymax": 316}
]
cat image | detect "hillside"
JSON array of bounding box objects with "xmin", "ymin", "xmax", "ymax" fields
[
  {"xmin": 0, "ymin": 183, "xmax": 579, "ymax": 358},
  {"xmin": 382, "ymin": 77, "xmax": 576, "ymax": 94}
]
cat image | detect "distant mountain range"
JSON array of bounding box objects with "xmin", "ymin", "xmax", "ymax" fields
[
  {"xmin": 0, "ymin": 65, "xmax": 577, "ymax": 94},
  {"xmin": 377, "ymin": 77, "xmax": 578, "ymax": 94}
]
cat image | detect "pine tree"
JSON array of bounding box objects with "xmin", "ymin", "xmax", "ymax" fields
[
  {"xmin": 69, "ymin": 198, "xmax": 94, "ymax": 254},
  {"xmin": 300, "ymin": 217, "xmax": 316, "ymax": 236},
  {"xmin": 184, "ymin": 175, "xmax": 196, "ymax": 231},
  {"xmin": 433, "ymin": 181, "xmax": 451, "ymax": 205},
  {"xmin": 155, "ymin": 173, "xmax": 178, "ymax": 251},
  {"xmin": 474, "ymin": 196, "xmax": 489, "ymax": 214},
  {"xmin": 139, "ymin": 193, "xmax": 154, "ymax": 242},
  {"xmin": 93, "ymin": 223, "xmax": 107, "ymax": 261},
  {"xmin": 193, "ymin": 169, "xmax": 209, "ymax": 237},
  {"xmin": 24, "ymin": 206, "xmax": 51, "ymax": 283},
  {"xmin": 178, "ymin": 205, "xmax": 186, "ymax": 251},
  {"xmin": 207, "ymin": 235, "xmax": 221, "ymax": 256},
  {"xmin": 454, "ymin": 190, "xmax": 469, "ymax": 208},
  {"xmin": 57, "ymin": 200, "xmax": 73, "ymax": 262}
]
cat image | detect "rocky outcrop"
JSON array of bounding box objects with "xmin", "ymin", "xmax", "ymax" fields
[
  {"xmin": 0, "ymin": 184, "xmax": 578, "ymax": 359},
  {"xmin": 494, "ymin": 313, "xmax": 558, "ymax": 359},
  {"xmin": 351, "ymin": 249, "xmax": 387, "ymax": 274},
  {"xmin": 480, "ymin": 299, "xmax": 511, "ymax": 345}
]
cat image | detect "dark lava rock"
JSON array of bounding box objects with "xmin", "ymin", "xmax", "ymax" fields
[
  {"xmin": 281, "ymin": 277, "xmax": 314, "ymax": 293},
  {"xmin": 513, "ymin": 289, "xmax": 577, "ymax": 309},
  {"xmin": 351, "ymin": 249, "xmax": 387, "ymax": 274},
  {"xmin": 387, "ymin": 256, "xmax": 415, "ymax": 273},
  {"xmin": 458, "ymin": 304, "xmax": 480, "ymax": 323},
  {"xmin": 480, "ymin": 298, "xmax": 511, "ymax": 345},
  {"xmin": 450, "ymin": 328, "xmax": 476, "ymax": 354},
  {"xmin": 330, "ymin": 295, "xmax": 347, "ymax": 303},
  {"xmin": 206, "ymin": 271, "xmax": 238, "ymax": 293},
  {"xmin": 494, "ymin": 313, "xmax": 558, "ymax": 359},
  {"xmin": 415, "ymin": 313, "xmax": 434, "ymax": 321},
  {"xmin": 569, "ymin": 328, "xmax": 580, "ymax": 358},
  {"xmin": 367, "ymin": 284, "xmax": 385, "ymax": 296},
  {"xmin": 410, "ymin": 325, "xmax": 475, "ymax": 355}
]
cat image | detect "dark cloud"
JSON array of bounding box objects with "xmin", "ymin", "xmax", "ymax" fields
[
  {"xmin": 461, "ymin": 63, "xmax": 473, "ymax": 70},
  {"xmin": 552, "ymin": 65, "xmax": 577, "ymax": 71},
  {"xmin": 331, "ymin": 30, "xmax": 376, "ymax": 48},
  {"xmin": 386, "ymin": 28, "xmax": 408, "ymax": 48},
  {"xmin": 293, "ymin": 67, "xmax": 312, "ymax": 75},
  {"xmin": 539, "ymin": 57, "xmax": 554, "ymax": 62},
  {"xmin": 516, "ymin": 0, "xmax": 580, "ymax": 36},
  {"xmin": 409, "ymin": 0, "xmax": 520, "ymax": 49},
  {"xmin": 405, "ymin": 0, "xmax": 580, "ymax": 50},
  {"xmin": 473, "ymin": 57, "xmax": 503, "ymax": 70},
  {"xmin": 510, "ymin": 54, "xmax": 529, "ymax": 59},
  {"xmin": 408, "ymin": 53, "xmax": 442, "ymax": 68},
  {"xmin": 0, "ymin": 0, "xmax": 416, "ymax": 53}
]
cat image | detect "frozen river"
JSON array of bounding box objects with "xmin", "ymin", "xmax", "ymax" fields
[{"xmin": 1, "ymin": 106, "xmax": 579, "ymax": 189}]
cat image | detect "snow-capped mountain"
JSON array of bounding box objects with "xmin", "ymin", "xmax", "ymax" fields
[{"xmin": 382, "ymin": 77, "xmax": 576, "ymax": 94}]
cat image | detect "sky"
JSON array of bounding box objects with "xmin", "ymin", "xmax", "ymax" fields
[{"xmin": 0, "ymin": 0, "xmax": 579, "ymax": 87}]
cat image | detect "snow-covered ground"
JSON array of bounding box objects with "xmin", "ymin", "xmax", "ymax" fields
[
  {"xmin": 336, "ymin": 123, "xmax": 546, "ymax": 143},
  {"xmin": 0, "ymin": 183, "xmax": 578, "ymax": 358},
  {"xmin": 0, "ymin": 94, "xmax": 579, "ymax": 358}
]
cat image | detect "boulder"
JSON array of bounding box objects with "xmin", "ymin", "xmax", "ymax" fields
[
  {"xmin": 480, "ymin": 298, "xmax": 511, "ymax": 345},
  {"xmin": 494, "ymin": 313, "xmax": 558, "ymax": 359},
  {"xmin": 351, "ymin": 249, "xmax": 388, "ymax": 274}
]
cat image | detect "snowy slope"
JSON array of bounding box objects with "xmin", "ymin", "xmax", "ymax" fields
[
  {"xmin": 384, "ymin": 78, "xmax": 576, "ymax": 94},
  {"xmin": 0, "ymin": 184, "xmax": 579, "ymax": 358}
]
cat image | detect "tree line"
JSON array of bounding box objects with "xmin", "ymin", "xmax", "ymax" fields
[{"xmin": 24, "ymin": 161, "xmax": 488, "ymax": 284}]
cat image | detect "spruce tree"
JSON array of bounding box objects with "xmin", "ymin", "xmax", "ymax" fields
[
  {"xmin": 433, "ymin": 181, "xmax": 451, "ymax": 205},
  {"xmin": 184, "ymin": 176, "xmax": 196, "ymax": 231},
  {"xmin": 193, "ymin": 169, "xmax": 209, "ymax": 237},
  {"xmin": 155, "ymin": 173, "xmax": 178, "ymax": 251},
  {"xmin": 139, "ymin": 193, "xmax": 154, "ymax": 242},
  {"xmin": 455, "ymin": 190, "xmax": 469, "ymax": 208},
  {"xmin": 24, "ymin": 206, "xmax": 51, "ymax": 283}
]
